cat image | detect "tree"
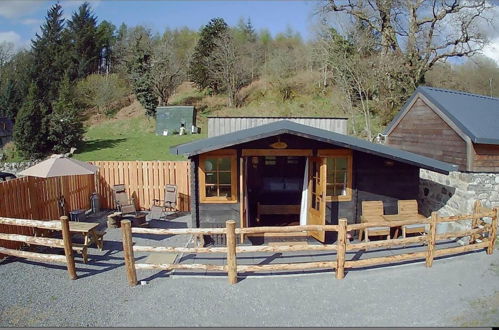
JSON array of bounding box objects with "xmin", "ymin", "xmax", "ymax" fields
[
  {"xmin": 0, "ymin": 42, "xmax": 14, "ymax": 67},
  {"xmin": 322, "ymin": 0, "xmax": 491, "ymax": 88},
  {"xmin": 0, "ymin": 50, "xmax": 33, "ymax": 121},
  {"xmin": 66, "ymin": 2, "xmax": 99, "ymax": 80},
  {"xmin": 31, "ymin": 2, "xmax": 68, "ymax": 106},
  {"xmin": 189, "ymin": 18, "xmax": 228, "ymax": 92},
  {"xmin": 127, "ymin": 28, "xmax": 158, "ymax": 116},
  {"xmin": 96, "ymin": 20, "xmax": 116, "ymax": 74},
  {"xmin": 208, "ymin": 31, "xmax": 251, "ymax": 106},
  {"xmin": 151, "ymin": 33, "xmax": 184, "ymax": 106},
  {"xmin": 48, "ymin": 75, "xmax": 85, "ymax": 153},
  {"xmin": 13, "ymin": 83, "xmax": 50, "ymax": 159}
]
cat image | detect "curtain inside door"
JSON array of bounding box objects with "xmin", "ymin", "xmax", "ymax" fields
[{"xmin": 299, "ymin": 158, "xmax": 309, "ymax": 226}]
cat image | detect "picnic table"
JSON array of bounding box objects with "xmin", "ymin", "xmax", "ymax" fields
[{"xmin": 68, "ymin": 221, "xmax": 105, "ymax": 263}]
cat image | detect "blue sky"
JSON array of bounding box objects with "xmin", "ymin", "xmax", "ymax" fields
[{"xmin": 0, "ymin": 0, "xmax": 320, "ymax": 50}]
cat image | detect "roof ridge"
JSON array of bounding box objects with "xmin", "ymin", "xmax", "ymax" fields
[{"xmin": 420, "ymin": 86, "xmax": 499, "ymax": 102}]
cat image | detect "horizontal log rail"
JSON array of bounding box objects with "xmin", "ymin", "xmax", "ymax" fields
[
  {"xmin": 0, "ymin": 217, "xmax": 62, "ymax": 230},
  {"xmin": 347, "ymin": 235, "xmax": 427, "ymax": 251},
  {"xmin": 0, "ymin": 233, "xmax": 65, "ymax": 249},
  {"xmin": 0, "ymin": 216, "xmax": 77, "ymax": 280},
  {"xmin": 121, "ymin": 202, "xmax": 498, "ymax": 286},
  {"xmin": 236, "ymin": 225, "xmax": 339, "ymax": 234},
  {"xmin": 0, "ymin": 247, "xmax": 67, "ymax": 264},
  {"xmin": 131, "ymin": 227, "xmax": 227, "ymax": 235}
]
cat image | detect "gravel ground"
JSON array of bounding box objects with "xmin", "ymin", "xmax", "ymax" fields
[{"xmin": 0, "ymin": 212, "xmax": 498, "ymax": 327}]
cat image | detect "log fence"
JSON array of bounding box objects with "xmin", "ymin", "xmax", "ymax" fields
[
  {"xmin": 0, "ymin": 216, "xmax": 77, "ymax": 279},
  {"xmin": 122, "ymin": 202, "xmax": 498, "ymax": 286}
]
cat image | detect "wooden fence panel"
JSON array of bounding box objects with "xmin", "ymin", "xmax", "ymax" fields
[
  {"xmin": 91, "ymin": 161, "xmax": 190, "ymax": 212},
  {"xmin": 0, "ymin": 174, "xmax": 95, "ymax": 256}
]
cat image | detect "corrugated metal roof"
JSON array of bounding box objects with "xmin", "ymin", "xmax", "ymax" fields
[
  {"xmin": 384, "ymin": 86, "xmax": 499, "ymax": 144},
  {"xmin": 171, "ymin": 120, "xmax": 457, "ymax": 174}
]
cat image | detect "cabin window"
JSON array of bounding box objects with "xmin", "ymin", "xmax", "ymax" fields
[
  {"xmin": 319, "ymin": 150, "xmax": 353, "ymax": 202},
  {"xmin": 199, "ymin": 150, "xmax": 237, "ymax": 203}
]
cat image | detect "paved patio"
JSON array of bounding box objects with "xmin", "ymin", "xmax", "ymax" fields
[{"xmin": 0, "ymin": 210, "xmax": 497, "ymax": 327}]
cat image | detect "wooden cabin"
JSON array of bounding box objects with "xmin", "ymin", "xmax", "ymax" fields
[
  {"xmin": 171, "ymin": 120, "xmax": 456, "ymax": 243},
  {"xmin": 383, "ymin": 86, "xmax": 499, "ymax": 173}
]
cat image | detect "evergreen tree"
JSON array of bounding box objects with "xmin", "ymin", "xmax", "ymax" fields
[
  {"xmin": 67, "ymin": 2, "xmax": 99, "ymax": 80},
  {"xmin": 31, "ymin": 3, "xmax": 68, "ymax": 106},
  {"xmin": 0, "ymin": 79, "xmax": 22, "ymax": 120},
  {"xmin": 13, "ymin": 83, "xmax": 50, "ymax": 159},
  {"xmin": 48, "ymin": 75, "xmax": 85, "ymax": 153},
  {"xmin": 189, "ymin": 18, "xmax": 228, "ymax": 92},
  {"xmin": 128, "ymin": 32, "xmax": 158, "ymax": 117}
]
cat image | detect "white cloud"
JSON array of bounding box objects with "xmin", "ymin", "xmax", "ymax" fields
[
  {"xmin": 20, "ymin": 18, "xmax": 43, "ymax": 26},
  {"xmin": 0, "ymin": 1, "xmax": 45, "ymax": 19},
  {"xmin": 482, "ymin": 37, "xmax": 499, "ymax": 65},
  {"xmin": 0, "ymin": 31, "xmax": 29, "ymax": 51}
]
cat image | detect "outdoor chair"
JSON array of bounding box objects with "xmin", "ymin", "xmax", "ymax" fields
[
  {"xmin": 150, "ymin": 184, "xmax": 178, "ymax": 220},
  {"xmin": 112, "ymin": 184, "xmax": 138, "ymax": 215},
  {"xmin": 398, "ymin": 200, "xmax": 428, "ymax": 238},
  {"xmin": 359, "ymin": 201, "xmax": 390, "ymax": 242}
]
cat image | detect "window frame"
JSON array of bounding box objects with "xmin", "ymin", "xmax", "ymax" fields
[
  {"xmin": 199, "ymin": 149, "xmax": 238, "ymax": 203},
  {"xmin": 318, "ymin": 149, "xmax": 353, "ymax": 202}
]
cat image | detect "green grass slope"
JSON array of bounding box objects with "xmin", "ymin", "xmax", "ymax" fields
[{"xmin": 74, "ymin": 100, "xmax": 205, "ymax": 161}]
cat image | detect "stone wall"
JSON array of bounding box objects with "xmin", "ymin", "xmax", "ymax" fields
[
  {"xmin": 0, "ymin": 161, "xmax": 41, "ymax": 176},
  {"xmin": 419, "ymin": 169, "xmax": 499, "ymax": 236}
]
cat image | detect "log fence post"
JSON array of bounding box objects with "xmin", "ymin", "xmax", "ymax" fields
[
  {"xmin": 226, "ymin": 220, "xmax": 238, "ymax": 284},
  {"xmin": 426, "ymin": 212, "xmax": 438, "ymax": 268},
  {"xmin": 121, "ymin": 220, "xmax": 137, "ymax": 286},
  {"xmin": 471, "ymin": 200, "xmax": 480, "ymax": 244},
  {"xmin": 487, "ymin": 208, "xmax": 498, "ymax": 255},
  {"xmin": 336, "ymin": 218, "xmax": 347, "ymax": 279},
  {"xmin": 60, "ymin": 216, "xmax": 77, "ymax": 280}
]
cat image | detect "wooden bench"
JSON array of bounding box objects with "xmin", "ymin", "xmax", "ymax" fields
[
  {"xmin": 72, "ymin": 243, "xmax": 88, "ymax": 264},
  {"xmin": 94, "ymin": 230, "xmax": 106, "ymax": 250},
  {"xmin": 256, "ymin": 202, "xmax": 301, "ymax": 223}
]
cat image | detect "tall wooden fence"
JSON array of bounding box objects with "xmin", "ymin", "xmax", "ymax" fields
[
  {"xmin": 0, "ymin": 175, "xmax": 95, "ymax": 254},
  {"xmin": 91, "ymin": 161, "xmax": 190, "ymax": 212}
]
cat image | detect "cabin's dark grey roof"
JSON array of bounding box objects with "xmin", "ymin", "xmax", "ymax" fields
[
  {"xmin": 384, "ymin": 86, "xmax": 499, "ymax": 144},
  {"xmin": 171, "ymin": 120, "xmax": 458, "ymax": 174}
]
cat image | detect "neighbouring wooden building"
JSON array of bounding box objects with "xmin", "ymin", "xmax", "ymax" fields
[
  {"xmin": 207, "ymin": 116, "xmax": 348, "ymax": 137},
  {"xmin": 171, "ymin": 120, "xmax": 456, "ymax": 243},
  {"xmin": 383, "ymin": 86, "xmax": 499, "ymax": 173}
]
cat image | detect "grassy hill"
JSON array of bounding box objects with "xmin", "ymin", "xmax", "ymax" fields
[{"xmin": 5, "ymin": 73, "xmax": 383, "ymax": 162}]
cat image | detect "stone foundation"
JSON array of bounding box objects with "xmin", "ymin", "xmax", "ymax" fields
[{"xmin": 419, "ymin": 169, "xmax": 499, "ymax": 235}]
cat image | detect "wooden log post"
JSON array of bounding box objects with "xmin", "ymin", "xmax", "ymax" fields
[
  {"xmin": 426, "ymin": 212, "xmax": 438, "ymax": 268},
  {"xmin": 226, "ymin": 220, "xmax": 238, "ymax": 284},
  {"xmin": 471, "ymin": 200, "xmax": 480, "ymax": 244},
  {"xmin": 60, "ymin": 216, "xmax": 77, "ymax": 280},
  {"xmin": 121, "ymin": 220, "xmax": 137, "ymax": 286},
  {"xmin": 487, "ymin": 208, "xmax": 498, "ymax": 255},
  {"xmin": 336, "ymin": 218, "xmax": 347, "ymax": 279}
]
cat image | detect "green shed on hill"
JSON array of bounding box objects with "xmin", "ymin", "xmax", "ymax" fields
[{"xmin": 155, "ymin": 106, "xmax": 197, "ymax": 135}]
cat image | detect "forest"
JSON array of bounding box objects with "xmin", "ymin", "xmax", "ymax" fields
[{"xmin": 0, "ymin": 0, "xmax": 498, "ymax": 159}]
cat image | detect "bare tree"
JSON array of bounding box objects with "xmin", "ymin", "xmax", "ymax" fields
[
  {"xmin": 322, "ymin": 0, "xmax": 491, "ymax": 87},
  {"xmin": 208, "ymin": 31, "xmax": 251, "ymax": 107},
  {"xmin": 151, "ymin": 34, "xmax": 184, "ymax": 106},
  {"xmin": 0, "ymin": 42, "xmax": 15, "ymax": 67}
]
